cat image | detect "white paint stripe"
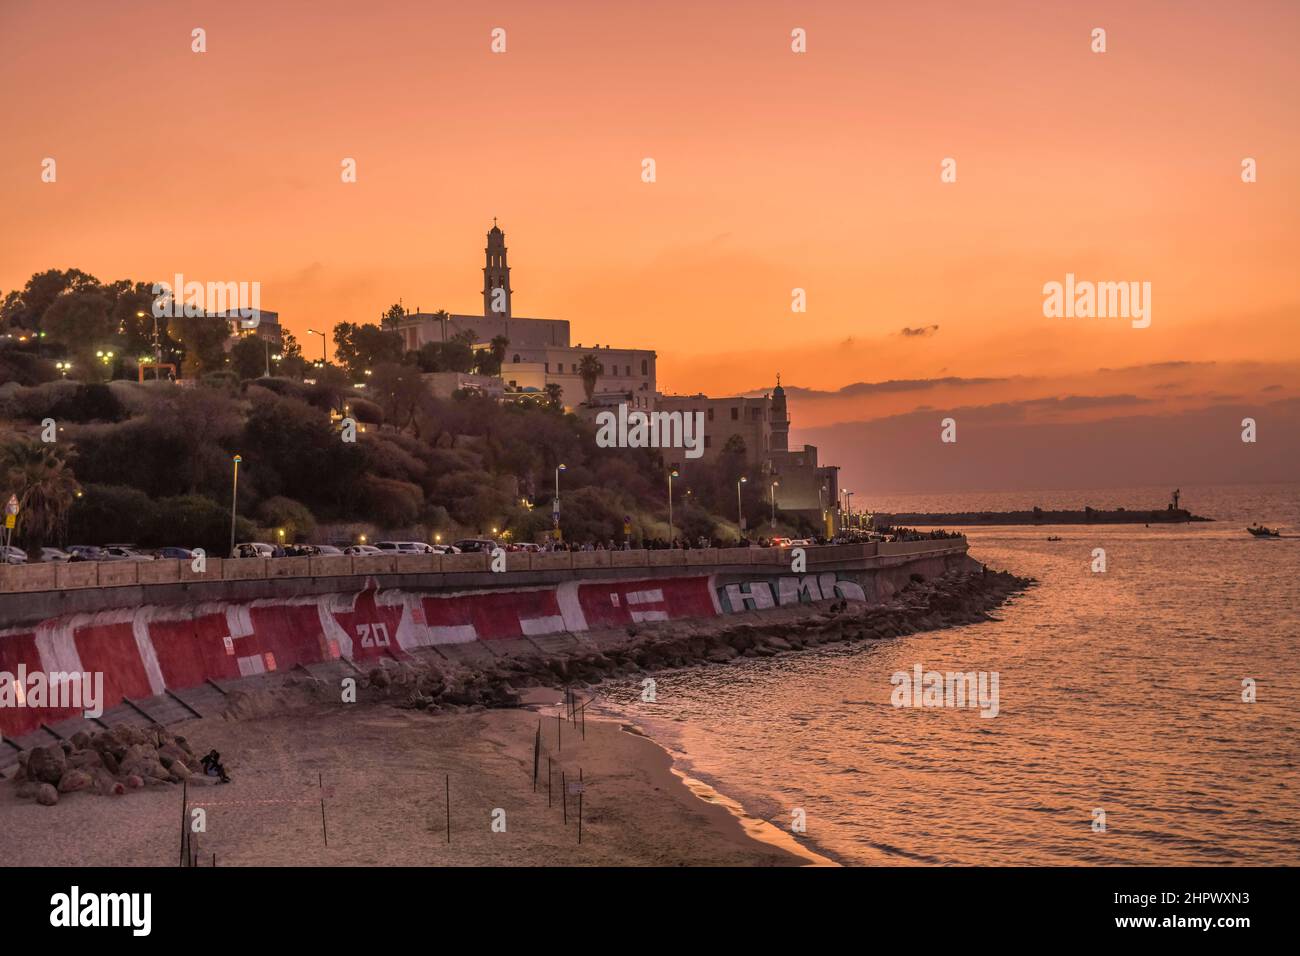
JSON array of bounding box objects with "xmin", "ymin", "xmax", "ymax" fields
[
  {"xmin": 427, "ymin": 625, "xmax": 478, "ymax": 645},
  {"xmin": 132, "ymin": 611, "xmax": 167, "ymax": 695},
  {"xmin": 556, "ymin": 580, "xmax": 588, "ymax": 633},
  {"xmin": 519, "ymin": 615, "xmax": 566, "ymax": 636},
  {"xmin": 626, "ymin": 589, "xmax": 664, "ymax": 605},
  {"xmin": 630, "ymin": 610, "xmax": 669, "ymax": 623},
  {"xmin": 706, "ymin": 574, "xmax": 722, "ymax": 615},
  {"xmin": 34, "ymin": 616, "xmax": 85, "ymax": 678},
  {"xmin": 236, "ymin": 654, "xmax": 265, "ymax": 677}
]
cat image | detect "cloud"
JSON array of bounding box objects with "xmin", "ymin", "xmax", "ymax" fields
[
  {"xmin": 899, "ymin": 324, "xmax": 940, "ymax": 337},
  {"xmin": 755, "ymin": 376, "xmax": 1011, "ymax": 399}
]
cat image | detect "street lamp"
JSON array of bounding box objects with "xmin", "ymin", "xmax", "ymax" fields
[
  {"xmin": 845, "ymin": 490, "xmax": 854, "ymax": 529},
  {"xmin": 55, "ymin": 361, "xmax": 71, "ymax": 378},
  {"xmin": 229, "ymin": 455, "xmax": 242, "ymax": 557},
  {"xmin": 770, "ymin": 480, "xmax": 780, "ymax": 528},
  {"xmin": 736, "ymin": 476, "xmax": 747, "ymax": 535},
  {"xmin": 553, "ymin": 463, "xmax": 566, "ymax": 541},
  {"xmin": 307, "ymin": 328, "xmax": 326, "ymax": 367},
  {"xmin": 668, "ymin": 468, "xmax": 679, "ymax": 543}
]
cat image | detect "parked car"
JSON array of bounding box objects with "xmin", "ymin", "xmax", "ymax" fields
[
  {"xmin": 453, "ymin": 538, "xmax": 499, "ymax": 553},
  {"xmin": 430, "ymin": 544, "xmax": 462, "ymax": 555},
  {"xmin": 374, "ymin": 541, "xmax": 434, "ymax": 554},
  {"xmin": 101, "ymin": 546, "xmax": 156, "ymax": 561},
  {"xmin": 231, "ymin": 542, "xmax": 275, "ymax": 559},
  {"xmin": 0, "ymin": 546, "xmax": 28, "ymax": 565},
  {"xmin": 40, "ymin": 547, "xmax": 73, "ymax": 562},
  {"xmin": 65, "ymin": 545, "xmax": 105, "ymax": 562},
  {"xmin": 514, "ymin": 542, "xmax": 542, "ymax": 553},
  {"xmin": 343, "ymin": 544, "xmax": 382, "ymax": 556},
  {"xmin": 312, "ymin": 545, "xmax": 344, "ymax": 555},
  {"xmin": 153, "ymin": 547, "xmax": 195, "ymax": 560}
]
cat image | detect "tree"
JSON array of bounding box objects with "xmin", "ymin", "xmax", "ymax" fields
[
  {"xmin": 0, "ymin": 437, "xmax": 80, "ymax": 547},
  {"xmin": 229, "ymin": 334, "xmax": 268, "ymax": 380},
  {"xmin": 278, "ymin": 329, "xmax": 308, "ymax": 380},
  {"xmin": 332, "ymin": 322, "xmax": 404, "ymax": 380},
  {"xmin": 381, "ymin": 303, "xmax": 406, "ymax": 331},
  {"xmin": 544, "ymin": 382, "xmax": 563, "ymax": 409},
  {"xmin": 42, "ymin": 290, "xmax": 116, "ymax": 379},
  {"xmin": 1, "ymin": 268, "xmax": 101, "ymax": 333},
  {"xmin": 578, "ymin": 353, "xmax": 603, "ymax": 404},
  {"xmin": 368, "ymin": 361, "xmax": 427, "ymax": 435},
  {"xmin": 171, "ymin": 313, "xmax": 231, "ymax": 379}
]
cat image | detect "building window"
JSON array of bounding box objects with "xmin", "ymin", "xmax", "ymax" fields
[
  {"xmin": 751, "ymin": 408, "xmax": 761, "ymax": 420},
  {"xmin": 641, "ymin": 359, "xmax": 648, "ymax": 375},
  {"xmin": 544, "ymin": 363, "xmax": 549, "ymax": 373},
  {"xmin": 513, "ymin": 354, "xmax": 520, "ymax": 363},
  {"xmin": 708, "ymin": 407, "xmax": 714, "ymax": 421},
  {"xmin": 731, "ymin": 407, "xmax": 739, "ymax": 420}
]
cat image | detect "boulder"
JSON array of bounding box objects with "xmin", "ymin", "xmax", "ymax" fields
[
  {"xmin": 35, "ymin": 783, "xmax": 59, "ymax": 806},
  {"xmin": 70, "ymin": 731, "xmax": 91, "ymax": 751},
  {"xmin": 27, "ymin": 745, "xmax": 67, "ymax": 785},
  {"xmin": 124, "ymin": 774, "xmax": 145, "ymax": 790},
  {"xmin": 68, "ymin": 749, "xmax": 105, "ymax": 771},
  {"xmin": 168, "ymin": 761, "xmax": 192, "ymax": 782},
  {"xmin": 14, "ymin": 781, "xmax": 40, "ymax": 799},
  {"xmin": 57, "ymin": 768, "xmax": 94, "ymax": 793}
]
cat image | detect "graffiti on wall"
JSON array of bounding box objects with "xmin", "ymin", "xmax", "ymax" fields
[{"xmin": 716, "ymin": 572, "xmax": 867, "ymax": 614}]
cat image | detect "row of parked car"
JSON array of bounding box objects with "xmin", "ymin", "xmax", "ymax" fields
[
  {"xmin": 231, "ymin": 538, "xmax": 521, "ymax": 558},
  {"xmin": 0, "ymin": 544, "xmax": 183, "ymax": 565},
  {"xmin": 0, "ymin": 537, "xmax": 538, "ymax": 565}
]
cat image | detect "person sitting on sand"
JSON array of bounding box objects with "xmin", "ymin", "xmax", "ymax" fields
[{"xmin": 201, "ymin": 749, "xmax": 231, "ymax": 784}]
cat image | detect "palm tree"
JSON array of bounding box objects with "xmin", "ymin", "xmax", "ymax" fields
[
  {"xmin": 0, "ymin": 437, "xmax": 80, "ymax": 548},
  {"xmin": 578, "ymin": 353, "xmax": 603, "ymax": 404}
]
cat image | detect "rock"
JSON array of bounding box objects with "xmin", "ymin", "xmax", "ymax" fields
[
  {"xmin": 168, "ymin": 762, "xmax": 192, "ymax": 782},
  {"xmin": 706, "ymin": 644, "xmax": 739, "ymax": 663},
  {"xmin": 70, "ymin": 731, "xmax": 91, "ymax": 750},
  {"xmin": 27, "ymin": 745, "xmax": 67, "ymax": 785},
  {"xmin": 124, "ymin": 774, "xmax": 145, "ymax": 790},
  {"xmin": 68, "ymin": 748, "xmax": 105, "ymax": 771},
  {"xmin": 35, "ymin": 783, "xmax": 58, "ymax": 806},
  {"xmin": 368, "ymin": 668, "xmax": 390, "ymax": 689},
  {"xmin": 57, "ymin": 769, "xmax": 94, "ymax": 793},
  {"xmin": 15, "ymin": 781, "xmax": 40, "ymax": 799}
]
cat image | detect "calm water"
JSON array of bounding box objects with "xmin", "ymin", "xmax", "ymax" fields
[{"xmin": 600, "ymin": 483, "xmax": 1300, "ymax": 865}]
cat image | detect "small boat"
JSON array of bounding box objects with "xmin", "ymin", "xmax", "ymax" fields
[{"xmin": 1247, "ymin": 524, "xmax": 1281, "ymax": 538}]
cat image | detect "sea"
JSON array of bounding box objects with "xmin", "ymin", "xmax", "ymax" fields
[{"xmin": 599, "ymin": 482, "xmax": 1300, "ymax": 865}]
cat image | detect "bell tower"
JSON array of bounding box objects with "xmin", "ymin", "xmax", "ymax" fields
[
  {"xmin": 771, "ymin": 374, "xmax": 790, "ymax": 453},
  {"xmin": 482, "ymin": 219, "xmax": 512, "ymax": 318}
]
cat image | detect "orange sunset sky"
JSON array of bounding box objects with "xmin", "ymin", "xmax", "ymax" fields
[{"xmin": 2, "ymin": 0, "xmax": 1297, "ymax": 491}]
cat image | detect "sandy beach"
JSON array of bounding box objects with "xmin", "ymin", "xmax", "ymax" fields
[{"xmin": 0, "ymin": 687, "xmax": 820, "ymax": 867}]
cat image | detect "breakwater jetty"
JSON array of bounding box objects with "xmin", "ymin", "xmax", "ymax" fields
[{"xmin": 880, "ymin": 506, "xmax": 1212, "ymax": 526}]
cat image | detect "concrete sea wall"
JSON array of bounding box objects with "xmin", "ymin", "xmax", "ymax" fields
[{"xmin": 0, "ymin": 542, "xmax": 970, "ymax": 738}]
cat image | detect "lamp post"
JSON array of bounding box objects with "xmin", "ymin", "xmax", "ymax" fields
[
  {"xmin": 770, "ymin": 480, "xmax": 780, "ymax": 528},
  {"xmin": 553, "ymin": 463, "xmax": 566, "ymax": 541},
  {"xmin": 845, "ymin": 490, "xmax": 854, "ymax": 529},
  {"xmin": 307, "ymin": 328, "xmax": 326, "ymax": 367},
  {"xmin": 229, "ymin": 455, "xmax": 242, "ymax": 557},
  {"xmin": 736, "ymin": 476, "xmax": 747, "ymax": 535},
  {"xmin": 667, "ymin": 469, "xmax": 679, "ymax": 543}
]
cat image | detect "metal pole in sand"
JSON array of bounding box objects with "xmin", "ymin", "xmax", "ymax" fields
[
  {"xmin": 578, "ymin": 772, "xmax": 583, "ymax": 846},
  {"xmin": 557, "ymin": 708, "xmax": 562, "ymax": 753},
  {"xmin": 179, "ymin": 779, "xmax": 188, "ymax": 867},
  {"xmin": 562, "ymin": 771, "xmax": 567, "ymax": 824},
  {"xmin": 580, "ymin": 701, "xmax": 586, "ymax": 740},
  {"xmin": 548, "ymin": 756, "xmax": 552, "ymax": 808},
  {"xmin": 533, "ymin": 721, "xmax": 540, "ymax": 791},
  {"xmin": 319, "ymin": 772, "xmax": 328, "ymax": 847}
]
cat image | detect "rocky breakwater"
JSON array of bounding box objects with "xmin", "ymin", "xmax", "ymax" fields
[
  {"xmin": 355, "ymin": 566, "xmax": 1032, "ymax": 711},
  {"xmin": 10, "ymin": 724, "xmax": 213, "ymax": 807}
]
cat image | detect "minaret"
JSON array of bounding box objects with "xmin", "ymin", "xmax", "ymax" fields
[
  {"xmin": 770, "ymin": 373, "xmax": 790, "ymax": 453},
  {"xmin": 482, "ymin": 218, "xmax": 512, "ymax": 319}
]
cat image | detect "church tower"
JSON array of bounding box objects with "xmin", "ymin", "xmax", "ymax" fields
[
  {"xmin": 770, "ymin": 374, "xmax": 790, "ymax": 453},
  {"xmin": 482, "ymin": 219, "xmax": 512, "ymax": 318}
]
